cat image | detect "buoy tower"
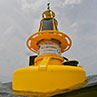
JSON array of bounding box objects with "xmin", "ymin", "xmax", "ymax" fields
[{"xmin": 12, "ymin": 3, "xmax": 86, "ymax": 94}]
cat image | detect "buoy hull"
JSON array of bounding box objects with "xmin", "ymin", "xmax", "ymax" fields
[{"xmin": 12, "ymin": 65, "xmax": 86, "ymax": 93}]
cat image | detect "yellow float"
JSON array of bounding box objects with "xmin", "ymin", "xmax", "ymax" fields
[{"xmin": 12, "ymin": 3, "xmax": 86, "ymax": 96}]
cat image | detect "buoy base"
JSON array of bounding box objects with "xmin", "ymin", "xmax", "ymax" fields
[{"xmin": 12, "ymin": 65, "xmax": 86, "ymax": 93}]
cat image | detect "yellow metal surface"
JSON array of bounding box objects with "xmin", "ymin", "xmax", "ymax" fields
[
  {"xmin": 13, "ymin": 80, "xmax": 87, "ymax": 97},
  {"xmin": 13, "ymin": 54, "xmax": 86, "ymax": 93},
  {"xmin": 42, "ymin": 9, "xmax": 55, "ymax": 19},
  {"xmin": 26, "ymin": 30, "xmax": 72, "ymax": 53},
  {"xmin": 12, "ymin": 65, "xmax": 86, "ymax": 93},
  {"xmin": 35, "ymin": 54, "xmax": 64, "ymax": 66}
]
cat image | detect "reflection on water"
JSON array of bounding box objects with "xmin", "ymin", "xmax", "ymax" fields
[{"xmin": 13, "ymin": 81, "xmax": 87, "ymax": 97}]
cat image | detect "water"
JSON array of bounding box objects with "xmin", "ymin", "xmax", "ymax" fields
[{"xmin": 0, "ymin": 75, "xmax": 97, "ymax": 97}]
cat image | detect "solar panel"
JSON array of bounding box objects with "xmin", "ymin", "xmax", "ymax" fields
[{"xmin": 42, "ymin": 19, "xmax": 53, "ymax": 30}]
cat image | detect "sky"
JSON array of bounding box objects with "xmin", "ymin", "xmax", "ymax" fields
[{"xmin": 0, "ymin": 0, "xmax": 97, "ymax": 82}]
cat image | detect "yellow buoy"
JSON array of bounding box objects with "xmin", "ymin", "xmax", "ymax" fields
[{"xmin": 12, "ymin": 3, "xmax": 86, "ymax": 96}]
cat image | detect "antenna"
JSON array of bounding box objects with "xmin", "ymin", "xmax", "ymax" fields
[{"xmin": 47, "ymin": 3, "xmax": 50, "ymax": 10}]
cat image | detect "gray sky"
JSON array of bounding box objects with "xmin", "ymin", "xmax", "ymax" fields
[{"xmin": 0, "ymin": 0, "xmax": 97, "ymax": 82}]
